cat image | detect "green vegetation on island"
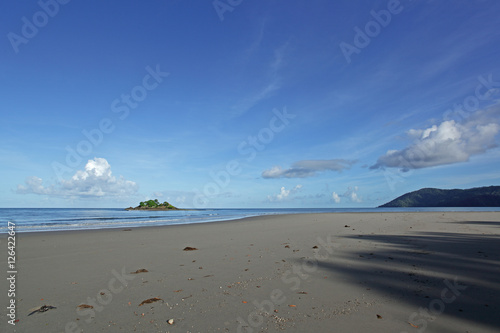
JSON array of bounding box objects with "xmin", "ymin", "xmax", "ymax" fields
[
  {"xmin": 379, "ymin": 186, "xmax": 500, "ymax": 208},
  {"xmin": 125, "ymin": 199, "xmax": 179, "ymax": 210}
]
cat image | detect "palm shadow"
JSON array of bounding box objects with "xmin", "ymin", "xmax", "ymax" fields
[{"xmin": 301, "ymin": 231, "xmax": 500, "ymax": 330}]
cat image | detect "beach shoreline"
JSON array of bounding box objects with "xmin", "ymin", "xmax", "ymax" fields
[{"xmin": 1, "ymin": 211, "xmax": 499, "ymax": 332}]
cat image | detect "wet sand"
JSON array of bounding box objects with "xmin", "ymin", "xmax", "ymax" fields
[{"xmin": 1, "ymin": 211, "xmax": 499, "ymax": 332}]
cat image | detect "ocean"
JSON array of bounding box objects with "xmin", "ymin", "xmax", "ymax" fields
[{"xmin": 1, "ymin": 207, "xmax": 499, "ymax": 233}]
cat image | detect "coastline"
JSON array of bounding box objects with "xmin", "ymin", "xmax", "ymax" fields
[
  {"xmin": 3, "ymin": 207, "xmax": 500, "ymax": 234},
  {"xmin": 1, "ymin": 211, "xmax": 499, "ymax": 332}
]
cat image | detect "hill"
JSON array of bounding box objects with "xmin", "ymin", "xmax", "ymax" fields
[{"xmin": 379, "ymin": 186, "xmax": 500, "ymax": 207}]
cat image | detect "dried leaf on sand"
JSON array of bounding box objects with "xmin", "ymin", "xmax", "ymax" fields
[{"xmin": 139, "ymin": 297, "xmax": 162, "ymax": 306}]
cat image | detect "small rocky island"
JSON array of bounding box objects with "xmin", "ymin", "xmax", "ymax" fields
[{"xmin": 125, "ymin": 199, "xmax": 180, "ymax": 211}]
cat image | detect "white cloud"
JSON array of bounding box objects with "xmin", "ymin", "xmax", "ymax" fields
[
  {"xmin": 267, "ymin": 184, "xmax": 302, "ymax": 202},
  {"xmin": 331, "ymin": 186, "xmax": 362, "ymax": 203},
  {"xmin": 17, "ymin": 176, "xmax": 54, "ymax": 195},
  {"xmin": 344, "ymin": 186, "xmax": 362, "ymax": 203},
  {"xmin": 17, "ymin": 158, "xmax": 138, "ymax": 198},
  {"xmin": 371, "ymin": 108, "xmax": 500, "ymax": 170},
  {"xmin": 262, "ymin": 159, "xmax": 356, "ymax": 178}
]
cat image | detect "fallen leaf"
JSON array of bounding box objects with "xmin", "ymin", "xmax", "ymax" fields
[
  {"xmin": 376, "ymin": 314, "xmax": 382, "ymax": 319},
  {"xmin": 242, "ymin": 301, "xmax": 247, "ymax": 304},
  {"xmin": 173, "ymin": 289, "xmax": 183, "ymax": 293},
  {"xmin": 183, "ymin": 247, "xmax": 198, "ymax": 251},
  {"xmin": 139, "ymin": 297, "xmax": 162, "ymax": 306},
  {"xmin": 312, "ymin": 246, "xmax": 319, "ymax": 249},
  {"xmin": 28, "ymin": 305, "xmax": 57, "ymax": 316},
  {"xmin": 288, "ymin": 304, "xmax": 296, "ymax": 307},
  {"xmin": 408, "ymin": 322, "xmax": 419, "ymax": 328},
  {"xmin": 77, "ymin": 304, "xmax": 93, "ymax": 309}
]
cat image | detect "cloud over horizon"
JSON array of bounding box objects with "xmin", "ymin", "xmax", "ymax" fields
[
  {"xmin": 371, "ymin": 108, "xmax": 500, "ymax": 171},
  {"xmin": 332, "ymin": 186, "xmax": 362, "ymax": 204},
  {"xmin": 267, "ymin": 184, "xmax": 303, "ymax": 202},
  {"xmin": 17, "ymin": 158, "xmax": 138, "ymax": 198},
  {"xmin": 262, "ymin": 159, "xmax": 356, "ymax": 178}
]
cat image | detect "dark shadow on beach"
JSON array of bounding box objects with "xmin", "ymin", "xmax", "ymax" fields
[
  {"xmin": 445, "ymin": 220, "xmax": 500, "ymax": 227},
  {"xmin": 297, "ymin": 229, "xmax": 500, "ymax": 331}
]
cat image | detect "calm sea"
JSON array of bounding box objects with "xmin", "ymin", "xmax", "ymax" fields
[{"xmin": 1, "ymin": 207, "xmax": 499, "ymax": 233}]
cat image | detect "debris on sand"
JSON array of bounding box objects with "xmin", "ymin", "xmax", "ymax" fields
[
  {"xmin": 28, "ymin": 305, "xmax": 57, "ymax": 316},
  {"xmin": 77, "ymin": 304, "xmax": 93, "ymax": 310},
  {"xmin": 183, "ymin": 247, "xmax": 198, "ymax": 251},
  {"xmin": 139, "ymin": 297, "xmax": 162, "ymax": 306},
  {"xmin": 131, "ymin": 269, "xmax": 149, "ymax": 274}
]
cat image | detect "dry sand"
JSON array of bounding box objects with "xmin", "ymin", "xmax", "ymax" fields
[{"xmin": 1, "ymin": 211, "xmax": 500, "ymax": 332}]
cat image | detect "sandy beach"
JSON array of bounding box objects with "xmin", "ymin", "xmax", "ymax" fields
[{"xmin": 1, "ymin": 211, "xmax": 500, "ymax": 332}]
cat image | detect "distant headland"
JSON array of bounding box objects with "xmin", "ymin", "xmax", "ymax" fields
[
  {"xmin": 379, "ymin": 186, "xmax": 500, "ymax": 207},
  {"xmin": 125, "ymin": 199, "xmax": 180, "ymax": 211}
]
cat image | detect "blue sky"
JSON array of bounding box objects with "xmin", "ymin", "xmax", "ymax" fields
[{"xmin": 1, "ymin": 0, "xmax": 500, "ymax": 208}]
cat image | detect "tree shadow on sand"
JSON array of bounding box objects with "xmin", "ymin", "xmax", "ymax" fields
[{"xmin": 302, "ymin": 224, "xmax": 500, "ymax": 331}]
